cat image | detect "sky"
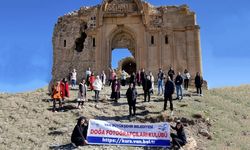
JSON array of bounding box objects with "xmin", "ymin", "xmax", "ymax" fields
[{"xmin": 0, "ymin": 0, "xmax": 250, "ymax": 93}]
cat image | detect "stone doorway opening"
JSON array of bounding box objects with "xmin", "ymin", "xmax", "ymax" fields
[
  {"xmin": 111, "ymin": 48, "xmax": 136, "ymax": 75},
  {"xmin": 120, "ymin": 57, "xmax": 136, "ymax": 75}
]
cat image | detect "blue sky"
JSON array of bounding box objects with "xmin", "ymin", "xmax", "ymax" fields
[{"xmin": 0, "ymin": 0, "xmax": 250, "ymax": 92}]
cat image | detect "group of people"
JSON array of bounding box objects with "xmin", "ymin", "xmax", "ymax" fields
[
  {"xmin": 71, "ymin": 116, "xmax": 187, "ymax": 149},
  {"xmin": 51, "ymin": 78, "xmax": 70, "ymax": 112},
  {"xmin": 51, "ymin": 67, "xmax": 204, "ymax": 115},
  {"xmin": 51, "ymin": 67, "xmax": 204, "ymax": 150}
]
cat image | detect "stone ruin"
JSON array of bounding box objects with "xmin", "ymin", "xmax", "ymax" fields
[{"xmin": 51, "ymin": 0, "xmax": 203, "ymax": 83}]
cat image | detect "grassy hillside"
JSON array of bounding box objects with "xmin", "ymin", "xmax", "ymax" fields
[{"xmin": 0, "ymin": 85, "xmax": 249, "ymax": 150}]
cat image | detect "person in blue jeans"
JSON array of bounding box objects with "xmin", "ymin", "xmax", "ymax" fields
[
  {"xmin": 157, "ymin": 68, "xmax": 165, "ymax": 95},
  {"xmin": 175, "ymin": 72, "xmax": 183, "ymax": 100}
]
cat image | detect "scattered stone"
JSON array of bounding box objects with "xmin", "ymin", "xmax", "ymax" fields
[
  {"xmin": 242, "ymin": 115, "xmax": 247, "ymax": 119},
  {"xmin": 199, "ymin": 129, "xmax": 210, "ymax": 138},
  {"xmin": 242, "ymin": 131, "xmax": 250, "ymax": 136},
  {"xmin": 180, "ymin": 103, "xmax": 188, "ymax": 107},
  {"xmin": 192, "ymin": 113, "xmax": 203, "ymax": 119},
  {"xmin": 194, "ymin": 99, "xmax": 201, "ymax": 102}
]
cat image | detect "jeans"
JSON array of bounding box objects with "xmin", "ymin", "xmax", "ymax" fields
[
  {"xmin": 176, "ymin": 85, "xmax": 183, "ymax": 99},
  {"xmin": 157, "ymin": 80, "xmax": 164, "ymax": 95},
  {"xmin": 71, "ymin": 79, "xmax": 76, "ymax": 87}
]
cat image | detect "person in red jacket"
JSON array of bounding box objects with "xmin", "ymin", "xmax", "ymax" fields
[
  {"xmin": 52, "ymin": 81, "xmax": 62, "ymax": 112},
  {"xmin": 89, "ymin": 73, "xmax": 96, "ymax": 91},
  {"xmin": 60, "ymin": 78, "xmax": 70, "ymax": 106}
]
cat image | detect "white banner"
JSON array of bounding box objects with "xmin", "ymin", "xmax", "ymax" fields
[{"xmin": 87, "ymin": 119, "xmax": 171, "ymax": 147}]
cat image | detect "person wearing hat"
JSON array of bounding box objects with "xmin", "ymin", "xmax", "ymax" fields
[
  {"xmin": 170, "ymin": 121, "xmax": 187, "ymax": 149},
  {"xmin": 71, "ymin": 116, "xmax": 89, "ymax": 147}
]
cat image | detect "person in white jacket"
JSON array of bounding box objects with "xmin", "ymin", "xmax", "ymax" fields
[
  {"xmin": 183, "ymin": 69, "xmax": 191, "ymax": 90},
  {"xmin": 93, "ymin": 75, "xmax": 103, "ymax": 102},
  {"xmin": 100, "ymin": 70, "xmax": 106, "ymax": 87}
]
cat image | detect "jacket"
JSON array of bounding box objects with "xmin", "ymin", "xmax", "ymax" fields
[
  {"xmin": 126, "ymin": 87, "xmax": 137, "ymax": 106},
  {"xmin": 164, "ymin": 80, "xmax": 175, "ymax": 96},
  {"xmin": 52, "ymin": 85, "xmax": 61, "ymax": 99},
  {"xmin": 195, "ymin": 75, "xmax": 203, "ymax": 87},
  {"xmin": 71, "ymin": 124, "xmax": 88, "ymax": 145},
  {"xmin": 143, "ymin": 79, "xmax": 152, "ymax": 91},
  {"xmin": 175, "ymin": 75, "xmax": 183, "ymax": 86},
  {"xmin": 93, "ymin": 79, "xmax": 102, "ymax": 91},
  {"xmin": 171, "ymin": 125, "xmax": 187, "ymax": 144}
]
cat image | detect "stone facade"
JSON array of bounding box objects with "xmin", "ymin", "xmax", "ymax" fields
[{"xmin": 51, "ymin": 0, "xmax": 202, "ymax": 83}]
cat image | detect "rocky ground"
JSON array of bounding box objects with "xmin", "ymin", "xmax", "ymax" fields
[{"xmin": 0, "ymin": 85, "xmax": 249, "ymax": 150}]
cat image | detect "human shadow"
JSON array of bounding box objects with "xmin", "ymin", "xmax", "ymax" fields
[
  {"xmin": 48, "ymin": 131, "xmax": 64, "ymax": 136},
  {"xmin": 49, "ymin": 143, "xmax": 77, "ymax": 150},
  {"xmin": 47, "ymin": 104, "xmax": 77, "ymax": 112}
]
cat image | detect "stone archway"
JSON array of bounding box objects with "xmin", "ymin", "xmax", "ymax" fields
[{"xmin": 108, "ymin": 26, "xmax": 137, "ymax": 73}]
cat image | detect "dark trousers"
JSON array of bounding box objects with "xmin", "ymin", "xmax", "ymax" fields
[
  {"xmin": 108, "ymin": 79, "xmax": 113, "ymax": 86},
  {"xmin": 129, "ymin": 104, "xmax": 136, "ymax": 116},
  {"xmin": 184, "ymin": 79, "xmax": 189, "ymax": 90},
  {"xmin": 94, "ymin": 90, "xmax": 100, "ymax": 102},
  {"xmin": 144, "ymin": 90, "xmax": 150, "ymax": 102},
  {"xmin": 121, "ymin": 79, "xmax": 126, "ymax": 86},
  {"xmin": 53, "ymin": 99, "xmax": 62, "ymax": 111},
  {"xmin": 171, "ymin": 133, "xmax": 186, "ymax": 148},
  {"xmin": 78, "ymin": 101, "xmax": 84, "ymax": 107},
  {"xmin": 196, "ymin": 87, "xmax": 202, "ymax": 94},
  {"xmin": 164, "ymin": 95, "xmax": 173, "ymax": 111}
]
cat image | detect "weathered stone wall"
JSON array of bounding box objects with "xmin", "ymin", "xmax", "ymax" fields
[{"xmin": 51, "ymin": 0, "xmax": 203, "ymax": 84}]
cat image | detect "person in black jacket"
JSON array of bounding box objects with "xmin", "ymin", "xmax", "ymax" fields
[
  {"xmin": 140, "ymin": 68, "xmax": 146, "ymax": 89},
  {"xmin": 71, "ymin": 116, "xmax": 89, "ymax": 147},
  {"xmin": 143, "ymin": 75, "xmax": 152, "ymax": 102},
  {"xmin": 168, "ymin": 67, "xmax": 175, "ymax": 81},
  {"xmin": 175, "ymin": 72, "xmax": 183, "ymax": 100},
  {"xmin": 126, "ymin": 83, "xmax": 138, "ymax": 117},
  {"xmin": 110, "ymin": 78, "xmax": 121, "ymax": 102},
  {"xmin": 129, "ymin": 72, "xmax": 136, "ymax": 86},
  {"xmin": 164, "ymin": 76, "xmax": 175, "ymax": 115},
  {"xmin": 171, "ymin": 121, "xmax": 187, "ymax": 149},
  {"xmin": 195, "ymin": 72, "xmax": 203, "ymax": 96}
]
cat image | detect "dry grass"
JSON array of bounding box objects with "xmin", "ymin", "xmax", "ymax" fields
[{"xmin": 0, "ymin": 85, "xmax": 249, "ymax": 150}]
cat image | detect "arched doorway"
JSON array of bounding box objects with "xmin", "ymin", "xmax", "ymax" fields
[{"xmin": 109, "ymin": 27, "xmax": 137, "ymax": 75}]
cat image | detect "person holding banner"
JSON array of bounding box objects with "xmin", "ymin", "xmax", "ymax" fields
[
  {"xmin": 71, "ymin": 116, "xmax": 89, "ymax": 147},
  {"xmin": 171, "ymin": 121, "xmax": 187, "ymax": 149},
  {"xmin": 126, "ymin": 83, "xmax": 138, "ymax": 117}
]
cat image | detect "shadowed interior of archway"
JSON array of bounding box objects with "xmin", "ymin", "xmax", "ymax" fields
[
  {"xmin": 121, "ymin": 57, "xmax": 136, "ymax": 75},
  {"xmin": 111, "ymin": 48, "xmax": 136, "ymax": 75}
]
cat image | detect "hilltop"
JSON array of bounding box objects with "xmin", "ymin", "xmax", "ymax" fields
[{"xmin": 0, "ymin": 85, "xmax": 249, "ymax": 150}]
